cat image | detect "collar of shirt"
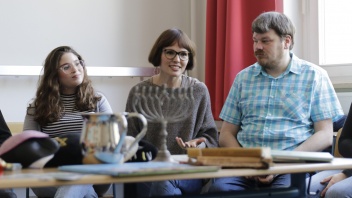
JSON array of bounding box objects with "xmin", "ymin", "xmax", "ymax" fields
[{"xmin": 253, "ymin": 53, "xmax": 301, "ymax": 78}]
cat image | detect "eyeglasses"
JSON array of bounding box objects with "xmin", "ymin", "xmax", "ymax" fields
[
  {"xmin": 163, "ymin": 49, "xmax": 190, "ymax": 61},
  {"xmin": 59, "ymin": 60, "xmax": 84, "ymax": 74}
]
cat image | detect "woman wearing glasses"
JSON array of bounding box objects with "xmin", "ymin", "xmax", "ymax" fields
[
  {"xmin": 125, "ymin": 28, "xmax": 219, "ymax": 197},
  {"xmin": 23, "ymin": 46, "xmax": 112, "ymax": 198}
]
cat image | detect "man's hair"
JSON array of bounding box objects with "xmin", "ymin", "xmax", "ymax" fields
[{"xmin": 252, "ymin": 11, "xmax": 295, "ymax": 50}]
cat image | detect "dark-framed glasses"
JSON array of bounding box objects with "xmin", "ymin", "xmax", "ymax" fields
[
  {"xmin": 163, "ymin": 49, "xmax": 190, "ymax": 61},
  {"xmin": 59, "ymin": 60, "xmax": 84, "ymax": 74}
]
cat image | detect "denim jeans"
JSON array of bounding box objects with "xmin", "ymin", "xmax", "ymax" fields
[
  {"xmin": 306, "ymin": 170, "xmax": 352, "ymax": 198},
  {"xmin": 208, "ymin": 174, "xmax": 290, "ymax": 192},
  {"xmin": 32, "ymin": 185, "xmax": 97, "ymax": 198},
  {"xmin": 150, "ymin": 179, "xmax": 204, "ymax": 196},
  {"xmin": 0, "ymin": 189, "xmax": 17, "ymax": 198}
]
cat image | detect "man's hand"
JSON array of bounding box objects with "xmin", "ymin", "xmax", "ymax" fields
[
  {"xmin": 176, "ymin": 137, "xmax": 206, "ymax": 149},
  {"xmin": 245, "ymin": 175, "xmax": 276, "ymax": 185},
  {"xmin": 319, "ymin": 172, "xmax": 347, "ymax": 197}
]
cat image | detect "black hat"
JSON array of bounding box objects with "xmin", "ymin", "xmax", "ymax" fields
[
  {"xmin": 126, "ymin": 139, "xmax": 158, "ymax": 162},
  {"xmin": 45, "ymin": 133, "xmax": 83, "ymax": 167},
  {"xmin": 0, "ymin": 130, "xmax": 59, "ymax": 168}
]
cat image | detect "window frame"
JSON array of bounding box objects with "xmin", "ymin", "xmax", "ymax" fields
[{"xmin": 303, "ymin": 0, "xmax": 352, "ymax": 88}]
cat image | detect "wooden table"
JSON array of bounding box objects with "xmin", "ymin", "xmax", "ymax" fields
[{"xmin": 1, "ymin": 157, "xmax": 352, "ymax": 197}]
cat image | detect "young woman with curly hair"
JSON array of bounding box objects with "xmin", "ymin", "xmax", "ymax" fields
[{"xmin": 24, "ymin": 46, "xmax": 112, "ymax": 198}]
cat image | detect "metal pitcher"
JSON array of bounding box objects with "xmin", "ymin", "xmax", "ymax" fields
[{"xmin": 80, "ymin": 112, "xmax": 147, "ymax": 164}]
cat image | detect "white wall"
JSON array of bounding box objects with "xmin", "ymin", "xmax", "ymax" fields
[
  {"xmin": 2, "ymin": 0, "xmax": 349, "ymax": 122},
  {"xmin": 283, "ymin": 0, "xmax": 303, "ymax": 58},
  {"xmin": 0, "ymin": 0, "xmax": 195, "ymax": 67},
  {"xmin": 0, "ymin": 0, "xmax": 206, "ymax": 122}
]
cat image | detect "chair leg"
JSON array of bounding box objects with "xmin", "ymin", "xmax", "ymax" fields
[
  {"xmin": 112, "ymin": 184, "xmax": 117, "ymax": 198},
  {"xmin": 26, "ymin": 188, "xmax": 29, "ymax": 198}
]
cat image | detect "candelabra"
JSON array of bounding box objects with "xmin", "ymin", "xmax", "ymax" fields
[{"xmin": 132, "ymin": 84, "xmax": 194, "ymax": 162}]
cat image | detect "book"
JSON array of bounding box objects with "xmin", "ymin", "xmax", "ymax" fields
[
  {"xmin": 271, "ymin": 150, "xmax": 333, "ymax": 163},
  {"xmin": 58, "ymin": 161, "xmax": 220, "ymax": 177},
  {"xmin": 187, "ymin": 147, "xmax": 272, "ymax": 169}
]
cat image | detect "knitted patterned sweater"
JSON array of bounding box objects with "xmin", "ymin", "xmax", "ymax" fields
[{"xmin": 125, "ymin": 75, "xmax": 219, "ymax": 155}]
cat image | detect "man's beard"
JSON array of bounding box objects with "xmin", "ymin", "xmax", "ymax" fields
[
  {"xmin": 255, "ymin": 51, "xmax": 271, "ymax": 69},
  {"xmin": 255, "ymin": 50, "xmax": 282, "ymax": 71}
]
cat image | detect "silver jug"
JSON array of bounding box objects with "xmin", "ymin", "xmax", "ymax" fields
[{"xmin": 80, "ymin": 112, "xmax": 147, "ymax": 164}]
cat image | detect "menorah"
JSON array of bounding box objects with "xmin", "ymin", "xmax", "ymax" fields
[{"xmin": 132, "ymin": 84, "xmax": 194, "ymax": 162}]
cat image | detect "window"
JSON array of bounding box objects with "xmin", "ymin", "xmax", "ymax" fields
[
  {"xmin": 319, "ymin": 0, "xmax": 352, "ymax": 65},
  {"xmin": 302, "ymin": 0, "xmax": 352, "ymax": 87}
]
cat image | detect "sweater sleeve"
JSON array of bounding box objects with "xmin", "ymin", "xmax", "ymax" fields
[
  {"xmin": 339, "ymin": 103, "xmax": 352, "ymax": 178},
  {"xmin": 125, "ymin": 85, "xmax": 142, "ymax": 137},
  {"xmin": 193, "ymin": 83, "xmax": 219, "ymax": 148},
  {"xmin": 0, "ymin": 110, "xmax": 11, "ymax": 145},
  {"xmin": 97, "ymin": 92, "xmax": 113, "ymax": 113},
  {"xmin": 339, "ymin": 102, "xmax": 352, "ymax": 158},
  {"xmin": 342, "ymin": 169, "xmax": 352, "ymax": 177},
  {"xmin": 23, "ymin": 104, "xmax": 41, "ymax": 131}
]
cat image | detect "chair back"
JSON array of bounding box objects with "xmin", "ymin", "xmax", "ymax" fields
[
  {"xmin": 334, "ymin": 128, "xmax": 343, "ymax": 157},
  {"xmin": 7, "ymin": 122, "xmax": 23, "ymax": 135}
]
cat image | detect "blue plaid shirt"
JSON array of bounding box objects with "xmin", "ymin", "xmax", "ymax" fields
[{"xmin": 220, "ymin": 53, "xmax": 344, "ymax": 150}]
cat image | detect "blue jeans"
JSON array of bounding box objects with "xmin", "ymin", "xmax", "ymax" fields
[
  {"xmin": 32, "ymin": 185, "xmax": 97, "ymax": 198},
  {"xmin": 306, "ymin": 170, "xmax": 352, "ymax": 198},
  {"xmin": 150, "ymin": 179, "xmax": 204, "ymax": 196},
  {"xmin": 0, "ymin": 189, "xmax": 16, "ymax": 198},
  {"xmin": 208, "ymin": 174, "xmax": 290, "ymax": 192}
]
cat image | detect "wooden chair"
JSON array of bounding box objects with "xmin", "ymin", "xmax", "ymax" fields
[
  {"xmin": 6, "ymin": 122, "xmax": 23, "ymax": 135},
  {"xmin": 334, "ymin": 128, "xmax": 343, "ymax": 157}
]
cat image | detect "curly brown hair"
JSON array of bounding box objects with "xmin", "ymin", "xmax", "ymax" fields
[{"xmin": 28, "ymin": 46, "xmax": 101, "ymax": 126}]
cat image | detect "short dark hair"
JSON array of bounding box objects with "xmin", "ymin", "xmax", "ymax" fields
[
  {"xmin": 252, "ymin": 11, "xmax": 295, "ymax": 50},
  {"xmin": 148, "ymin": 28, "xmax": 196, "ymax": 70}
]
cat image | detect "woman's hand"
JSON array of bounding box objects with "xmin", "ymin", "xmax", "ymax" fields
[
  {"xmin": 320, "ymin": 172, "xmax": 347, "ymax": 197},
  {"xmin": 175, "ymin": 137, "xmax": 206, "ymax": 149}
]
